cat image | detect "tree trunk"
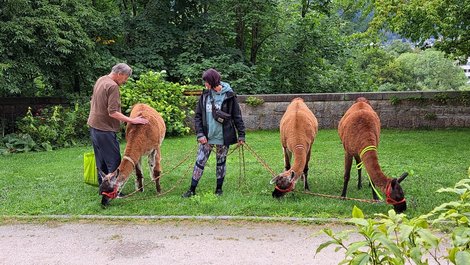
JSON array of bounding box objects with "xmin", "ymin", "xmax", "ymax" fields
[
  {"xmin": 73, "ymin": 74, "xmax": 80, "ymax": 93},
  {"xmin": 250, "ymin": 22, "xmax": 260, "ymax": 65},
  {"xmin": 235, "ymin": 5, "xmax": 246, "ymax": 60},
  {"xmin": 301, "ymin": 0, "xmax": 311, "ymax": 18}
]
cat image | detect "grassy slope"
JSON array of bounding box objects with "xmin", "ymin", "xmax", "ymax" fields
[{"xmin": 0, "ymin": 129, "xmax": 469, "ymax": 219}]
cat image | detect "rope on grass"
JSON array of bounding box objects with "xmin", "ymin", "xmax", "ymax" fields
[
  {"xmin": 243, "ymin": 142, "xmax": 384, "ymax": 204},
  {"xmin": 118, "ymin": 144, "xmax": 198, "ymax": 199},
  {"xmin": 299, "ymin": 190, "xmax": 383, "ymax": 204}
]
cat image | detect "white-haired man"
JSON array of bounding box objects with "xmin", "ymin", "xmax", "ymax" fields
[{"xmin": 87, "ymin": 63, "xmax": 148, "ymax": 188}]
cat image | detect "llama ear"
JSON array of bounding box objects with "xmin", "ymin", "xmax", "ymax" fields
[
  {"xmin": 113, "ymin": 169, "xmax": 120, "ymax": 179},
  {"xmin": 289, "ymin": 171, "xmax": 295, "ymax": 182},
  {"xmin": 397, "ymin": 172, "xmax": 408, "ymax": 183},
  {"xmin": 391, "ymin": 178, "xmax": 398, "ymax": 187}
]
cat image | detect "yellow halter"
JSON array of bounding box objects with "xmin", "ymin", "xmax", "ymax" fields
[
  {"xmin": 356, "ymin": 145, "xmax": 377, "ymax": 170},
  {"xmin": 355, "ymin": 145, "xmax": 382, "ymax": 200}
]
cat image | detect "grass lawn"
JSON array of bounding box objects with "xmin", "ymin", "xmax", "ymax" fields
[{"xmin": 0, "ymin": 129, "xmax": 469, "ymax": 219}]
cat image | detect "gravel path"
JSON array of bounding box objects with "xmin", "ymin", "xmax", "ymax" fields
[{"xmin": 0, "ymin": 220, "xmax": 353, "ymax": 265}]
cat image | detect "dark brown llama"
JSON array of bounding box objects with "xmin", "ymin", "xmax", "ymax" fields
[{"xmin": 338, "ymin": 97, "xmax": 408, "ymax": 213}]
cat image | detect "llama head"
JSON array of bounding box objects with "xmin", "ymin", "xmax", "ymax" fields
[
  {"xmin": 99, "ymin": 169, "xmax": 120, "ymax": 206},
  {"xmin": 355, "ymin": 97, "xmax": 369, "ymax": 104},
  {"xmin": 271, "ymin": 171, "xmax": 295, "ymax": 198},
  {"xmin": 387, "ymin": 172, "xmax": 408, "ymax": 213}
]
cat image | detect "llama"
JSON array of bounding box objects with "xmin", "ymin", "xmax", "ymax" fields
[
  {"xmin": 100, "ymin": 103, "xmax": 166, "ymax": 206},
  {"xmin": 338, "ymin": 97, "xmax": 408, "ymax": 213},
  {"xmin": 271, "ymin": 97, "xmax": 318, "ymax": 198}
]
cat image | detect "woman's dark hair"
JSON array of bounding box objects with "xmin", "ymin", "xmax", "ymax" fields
[{"xmin": 202, "ymin": 68, "xmax": 221, "ymax": 89}]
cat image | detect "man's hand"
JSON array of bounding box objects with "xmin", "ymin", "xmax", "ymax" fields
[{"xmin": 131, "ymin": 116, "xmax": 149, "ymax": 125}]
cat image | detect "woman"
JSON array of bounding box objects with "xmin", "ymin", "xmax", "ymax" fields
[{"xmin": 182, "ymin": 68, "xmax": 246, "ymax": 197}]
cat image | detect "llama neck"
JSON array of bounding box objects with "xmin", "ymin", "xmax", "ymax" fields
[
  {"xmin": 291, "ymin": 147, "xmax": 307, "ymax": 181},
  {"xmin": 362, "ymin": 151, "xmax": 390, "ymax": 192}
]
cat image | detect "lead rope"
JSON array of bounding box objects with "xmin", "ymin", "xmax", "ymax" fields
[
  {"xmin": 243, "ymin": 142, "xmax": 277, "ymax": 177},
  {"xmin": 117, "ymin": 144, "xmax": 198, "ymax": 199},
  {"xmin": 243, "ymin": 142, "xmax": 382, "ymax": 204},
  {"xmin": 238, "ymin": 144, "xmax": 246, "ymax": 192},
  {"xmin": 300, "ymin": 190, "xmax": 382, "ymax": 203}
]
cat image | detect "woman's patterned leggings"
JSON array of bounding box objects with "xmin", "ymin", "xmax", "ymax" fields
[{"xmin": 191, "ymin": 143, "xmax": 228, "ymax": 183}]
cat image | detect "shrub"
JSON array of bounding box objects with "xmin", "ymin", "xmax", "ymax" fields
[
  {"xmin": 120, "ymin": 70, "xmax": 197, "ymax": 136},
  {"xmin": 0, "ymin": 133, "xmax": 49, "ymax": 154},
  {"xmin": 245, "ymin": 96, "xmax": 265, "ymax": 107},
  {"xmin": 316, "ymin": 171, "xmax": 470, "ymax": 264},
  {"xmin": 14, "ymin": 98, "xmax": 90, "ymax": 152}
]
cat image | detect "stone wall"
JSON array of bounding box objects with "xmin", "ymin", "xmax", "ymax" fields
[{"xmin": 237, "ymin": 91, "xmax": 470, "ymax": 130}]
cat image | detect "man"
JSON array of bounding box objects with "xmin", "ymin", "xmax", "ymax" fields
[{"xmin": 87, "ymin": 63, "xmax": 148, "ymax": 186}]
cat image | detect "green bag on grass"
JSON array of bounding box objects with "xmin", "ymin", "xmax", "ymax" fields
[{"xmin": 83, "ymin": 152, "xmax": 98, "ymax": 186}]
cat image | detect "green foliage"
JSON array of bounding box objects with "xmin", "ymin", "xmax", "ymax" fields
[
  {"xmin": 245, "ymin": 96, "xmax": 264, "ymax": 107},
  {"xmin": 0, "ymin": 0, "xmax": 119, "ymax": 97},
  {"xmin": 266, "ymin": 11, "xmax": 343, "ymax": 93},
  {"xmin": 0, "ymin": 0, "xmax": 470, "ymax": 96},
  {"xmin": 389, "ymin": 96, "xmax": 401, "ymax": 105},
  {"xmin": 317, "ymin": 172, "xmax": 470, "ymax": 264},
  {"xmin": 174, "ymin": 54, "xmax": 265, "ymax": 94},
  {"xmin": 423, "ymin": 178, "xmax": 470, "ymax": 264},
  {"xmin": 0, "ymin": 133, "xmax": 49, "ymax": 154},
  {"xmin": 14, "ymin": 99, "xmax": 90, "ymax": 152},
  {"xmin": 120, "ymin": 71, "xmax": 195, "ymax": 136},
  {"xmin": 379, "ymin": 50, "xmax": 468, "ymax": 91},
  {"xmin": 1, "ymin": 0, "xmax": 468, "ymax": 96},
  {"xmin": 367, "ymin": 0, "xmax": 470, "ymax": 59},
  {"xmin": 384, "ymin": 40, "xmax": 414, "ymax": 57},
  {"xmin": 357, "ymin": 46, "xmax": 396, "ymax": 91}
]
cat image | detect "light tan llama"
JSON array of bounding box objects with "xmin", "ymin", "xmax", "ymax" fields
[
  {"xmin": 100, "ymin": 103, "xmax": 166, "ymax": 206},
  {"xmin": 271, "ymin": 97, "xmax": 318, "ymax": 198}
]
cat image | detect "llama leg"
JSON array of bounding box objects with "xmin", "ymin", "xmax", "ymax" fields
[
  {"xmin": 303, "ymin": 147, "xmax": 312, "ymax": 191},
  {"xmin": 354, "ymin": 155, "xmax": 362, "ymax": 190},
  {"xmin": 341, "ymin": 153, "xmax": 353, "ymax": 197},
  {"xmin": 149, "ymin": 149, "xmax": 162, "ymax": 194},
  {"xmin": 283, "ymin": 147, "xmax": 292, "ymax": 171},
  {"xmin": 135, "ymin": 158, "xmax": 144, "ymax": 192}
]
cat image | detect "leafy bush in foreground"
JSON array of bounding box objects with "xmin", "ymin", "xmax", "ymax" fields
[{"xmin": 317, "ymin": 170, "xmax": 470, "ymax": 265}]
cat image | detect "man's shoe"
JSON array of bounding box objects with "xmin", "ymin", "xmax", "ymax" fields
[
  {"xmin": 182, "ymin": 190, "xmax": 195, "ymax": 198},
  {"xmin": 215, "ymin": 188, "xmax": 223, "ymax": 196}
]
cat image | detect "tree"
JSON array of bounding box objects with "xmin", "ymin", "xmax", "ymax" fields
[
  {"xmin": 333, "ymin": 0, "xmax": 374, "ymax": 35},
  {"xmin": 262, "ymin": 0, "xmax": 363, "ymax": 93},
  {"xmin": 368, "ymin": 0, "xmax": 470, "ymax": 60},
  {"xmin": 0, "ymin": 0, "xmax": 118, "ymax": 97},
  {"xmin": 379, "ymin": 49, "xmax": 468, "ymax": 91}
]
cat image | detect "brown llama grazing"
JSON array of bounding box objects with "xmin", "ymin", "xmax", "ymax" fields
[
  {"xmin": 338, "ymin": 97, "xmax": 408, "ymax": 213},
  {"xmin": 271, "ymin": 97, "xmax": 318, "ymax": 198},
  {"xmin": 100, "ymin": 103, "xmax": 166, "ymax": 206}
]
